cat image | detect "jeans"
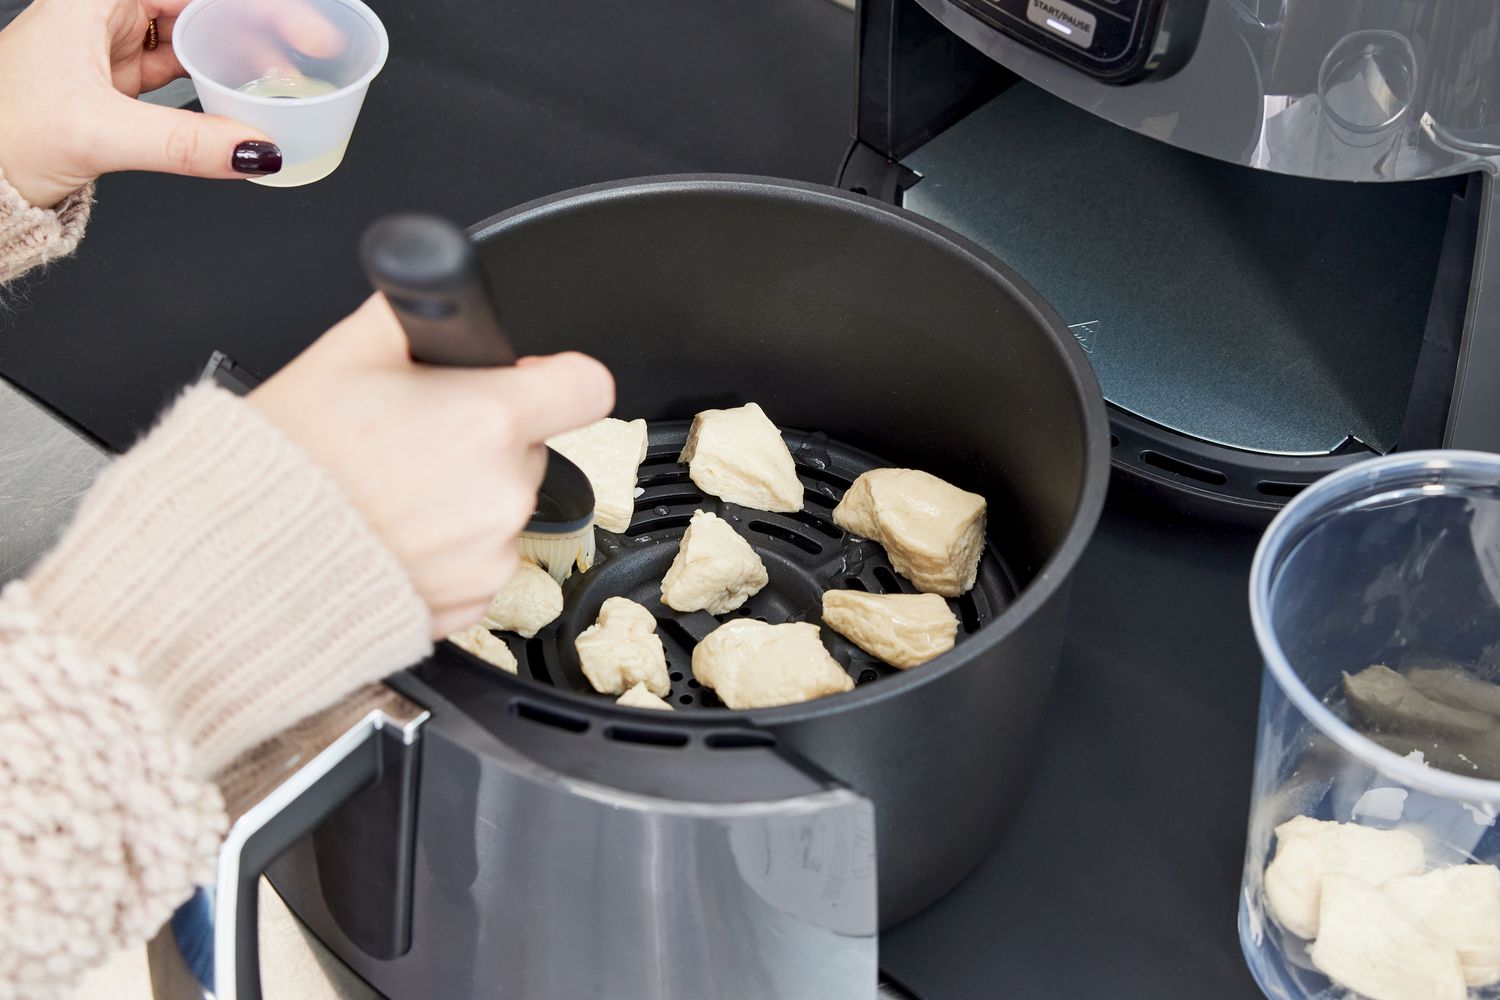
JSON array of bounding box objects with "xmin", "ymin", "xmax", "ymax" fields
[{"xmin": 169, "ymin": 887, "xmax": 216, "ymax": 992}]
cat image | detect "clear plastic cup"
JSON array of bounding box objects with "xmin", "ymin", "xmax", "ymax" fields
[
  {"xmin": 1241, "ymin": 451, "xmax": 1500, "ymax": 1000},
  {"xmin": 173, "ymin": 0, "xmax": 388, "ymax": 187}
]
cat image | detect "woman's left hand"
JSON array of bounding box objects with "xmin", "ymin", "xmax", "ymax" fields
[{"xmin": 0, "ymin": 0, "xmax": 335, "ymax": 208}]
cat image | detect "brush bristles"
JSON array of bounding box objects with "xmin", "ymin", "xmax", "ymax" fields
[{"xmin": 520, "ymin": 523, "xmax": 597, "ymax": 585}]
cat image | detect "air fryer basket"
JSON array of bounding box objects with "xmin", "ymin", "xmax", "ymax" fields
[
  {"xmin": 436, "ymin": 175, "xmax": 1105, "ymax": 922},
  {"xmin": 267, "ymin": 177, "xmax": 1108, "ymax": 988}
]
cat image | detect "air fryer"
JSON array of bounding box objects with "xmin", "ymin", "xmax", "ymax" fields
[
  {"xmin": 841, "ymin": 0, "xmax": 1500, "ymax": 519},
  {"xmin": 150, "ymin": 176, "xmax": 1109, "ymax": 1000}
]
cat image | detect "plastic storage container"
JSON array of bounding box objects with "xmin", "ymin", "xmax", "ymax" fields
[
  {"xmin": 174, "ymin": 0, "xmax": 388, "ymax": 186},
  {"xmin": 1242, "ymin": 451, "xmax": 1500, "ymax": 1000}
]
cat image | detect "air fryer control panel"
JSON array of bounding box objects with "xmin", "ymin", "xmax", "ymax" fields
[{"xmin": 946, "ymin": 0, "xmax": 1197, "ymax": 83}]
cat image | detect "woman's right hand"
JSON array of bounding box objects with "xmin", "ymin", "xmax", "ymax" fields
[{"xmin": 249, "ymin": 294, "xmax": 614, "ymax": 638}]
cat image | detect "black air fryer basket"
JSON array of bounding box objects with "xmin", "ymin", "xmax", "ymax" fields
[{"xmin": 253, "ymin": 176, "xmax": 1109, "ymax": 1000}]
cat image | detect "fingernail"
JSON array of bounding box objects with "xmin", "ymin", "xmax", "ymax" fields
[{"xmin": 232, "ymin": 141, "xmax": 282, "ymax": 175}]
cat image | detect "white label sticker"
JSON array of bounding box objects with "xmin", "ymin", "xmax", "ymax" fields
[{"xmin": 1027, "ymin": 0, "xmax": 1097, "ymax": 47}]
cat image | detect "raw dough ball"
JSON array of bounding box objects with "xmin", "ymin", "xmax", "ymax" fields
[
  {"xmin": 482, "ymin": 560, "xmax": 564, "ymax": 638},
  {"xmin": 1384, "ymin": 865, "xmax": 1500, "ymax": 987},
  {"xmin": 547, "ymin": 417, "xmax": 650, "ymax": 533},
  {"xmin": 449, "ymin": 625, "xmax": 517, "ymax": 674},
  {"xmin": 1408, "ymin": 666, "xmax": 1500, "ymax": 720},
  {"xmin": 660, "ymin": 510, "xmax": 769, "ymax": 614},
  {"xmin": 821, "ymin": 590, "xmax": 958, "ymax": 669},
  {"xmin": 575, "ymin": 597, "xmax": 669, "ymax": 696},
  {"xmin": 832, "ymin": 469, "xmax": 986, "ymax": 597},
  {"xmin": 1345, "ymin": 665, "xmax": 1495, "ymax": 739},
  {"xmin": 1310, "ymin": 874, "xmax": 1467, "ymax": 1000},
  {"xmin": 1264, "ymin": 816, "xmax": 1424, "ymax": 940},
  {"xmin": 692, "ymin": 620, "xmax": 854, "ymax": 709},
  {"xmin": 1367, "ymin": 731, "xmax": 1500, "ymax": 780},
  {"xmin": 678, "ymin": 403, "xmax": 802, "ymax": 513},
  {"xmin": 616, "ymin": 682, "xmax": 675, "ymax": 711}
]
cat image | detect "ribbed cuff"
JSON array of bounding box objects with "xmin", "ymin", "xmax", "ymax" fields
[
  {"xmin": 29, "ymin": 384, "xmax": 432, "ymax": 777},
  {"xmin": 0, "ymin": 167, "xmax": 92, "ymax": 284}
]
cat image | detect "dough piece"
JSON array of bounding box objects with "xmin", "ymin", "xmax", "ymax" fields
[
  {"xmin": 616, "ymin": 682, "xmax": 675, "ymax": 711},
  {"xmin": 660, "ymin": 510, "xmax": 769, "ymax": 614},
  {"xmin": 449, "ymin": 625, "xmax": 518, "ymax": 674},
  {"xmin": 547, "ymin": 417, "xmax": 649, "ymax": 533},
  {"xmin": 1309, "ymin": 874, "xmax": 1467, "ymax": 1000},
  {"xmin": 1345, "ymin": 665, "xmax": 1495, "ymax": 739},
  {"xmin": 575, "ymin": 597, "xmax": 669, "ymax": 696},
  {"xmin": 1408, "ymin": 666, "xmax": 1500, "ymax": 720},
  {"xmin": 678, "ymin": 403, "xmax": 802, "ymax": 513},
  {"xmin": 832, "ymin": 469, "xmax": 986, "ymax": 597},
  {"xmin": 1368, "ymin": 730, "xmax": 1500, "ymax": 782},
  {"xmin": 692, "ymin": 620, "xmax": 854, "ymax": 709},
  {"xmin": 1384, "ymin": 865, "xmax": 1500, "ymax": 987},
  {"xmin": 1264, "ymin": 816, "xmax": 1425, "ymax": 939},
  {"xmin": 482, "ymin": 560, "xmax": 564, "ymax": 638},
  {"xmin": 821, "ymin": 590, "xmax": 958, "ymax": 669}
]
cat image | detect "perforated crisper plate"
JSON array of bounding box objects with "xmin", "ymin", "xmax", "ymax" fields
[{"xmin": 454, "ymin": 421, "xmax": 1017, "ymax": 708}]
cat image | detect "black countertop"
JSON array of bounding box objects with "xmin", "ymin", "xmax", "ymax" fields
[
  {"xmin": 884, "ymin": 488, "xmax": 1266, "ymax": 999},
  {"xmin": 0, "ymin": 0, "xmax": 1266, "ymax": 995}
]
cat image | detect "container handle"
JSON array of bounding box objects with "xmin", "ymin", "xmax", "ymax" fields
[{"xmin": 208, "ymin": 689, "xmax": 429, "ymax": 1000}]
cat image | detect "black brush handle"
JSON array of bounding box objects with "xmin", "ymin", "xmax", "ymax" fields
[
  {"xmin": 360, "ymin": 214, "xmax": 517, "ymax": 368},
  {"xmin": 357, "ymin": 212, "xmax": 596, "ymax": 532}
]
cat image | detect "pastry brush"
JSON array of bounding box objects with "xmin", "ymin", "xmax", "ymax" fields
[{"xmin": 360, "ymin": 213, "xmax": 596, "ymax": 583}]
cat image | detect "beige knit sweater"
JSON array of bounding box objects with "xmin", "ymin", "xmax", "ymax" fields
[{"xmin": 0, "ymin": 171, "xmax": 433, "ymax": 998}]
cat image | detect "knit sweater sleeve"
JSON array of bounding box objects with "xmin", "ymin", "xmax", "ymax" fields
[
  {"xmin": 0, "ymin": 167, "xmax": 92, "ymax": 284},
  {"xmin": 0, "ymin": 383, "xmax": 432, "ymax": 997}
]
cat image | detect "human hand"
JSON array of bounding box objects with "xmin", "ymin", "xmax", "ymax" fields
[
  {"xmin": 0, "ymin": 0, "xmax": 342, "ymax": 208},
  {"xmin": 249, "ymin": 295, "xmax": 616, "ymax": 637}
]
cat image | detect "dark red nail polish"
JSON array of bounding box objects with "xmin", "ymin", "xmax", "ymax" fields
[{"xmin": 232, "ymin": 141, "xmax": 282, "ymax": 175}]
